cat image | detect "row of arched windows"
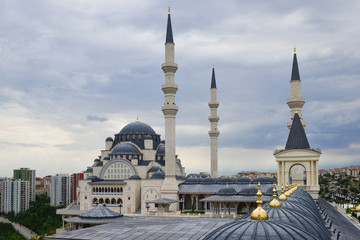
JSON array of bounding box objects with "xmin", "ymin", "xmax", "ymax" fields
[
  {"xmin": 93, "ymin": 198, "xmax": 122, "ymax": 205},
  {"xmin": 92, "ymin": 187, "xmax": 123, "ymax": 194}
]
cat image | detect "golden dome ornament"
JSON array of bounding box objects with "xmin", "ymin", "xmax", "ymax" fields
[
  {"xmin": 250, "ymin": 182, "xmax": 269, "ymax": 220},
  {"xmin": 278, "ymin": 185, "xmax": 287, "ymax": 201},
  {"xmin": 269, "ymin": 183, "xmax": 281, "ymax": 208}
]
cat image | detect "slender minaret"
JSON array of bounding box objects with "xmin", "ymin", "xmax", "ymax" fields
[
  {"xmin": 208, "ymin": 66, "xmax": 220, "ymax": 178},
  {"xmin": 286, "ymin": 46, "xmax": 306, "ymax": 129},
  {"xmin": 161, "ymin": 7, "xmax": 179, "ymax": 200}
]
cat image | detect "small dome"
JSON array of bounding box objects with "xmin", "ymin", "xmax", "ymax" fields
[
  {"xmin": 187, "ymin": 174, "xmax": 201, "ymax": 179},
  {"xmin": 176, "ymin": 175, "xmax": 186, "ymax": 180},
  {"xmin": 216, "ymin": 178, "xmax": 235, "ymax": 184},
  {"xmin": 150, "ymin": 171, "xmax": 165, "ymax": 179},
  {"xmin": 111, "ymin": 143, "xmax": 140, "ymax": 154},
  {"xmin": 144, "ymin": 135, "xmax": 152, "ymax": 140},
  {"xmin": 252, "ymin": 177, "xmax": 277, "ymax": 184},
  {"xmin": 264, "ymin": 208, "xmax": 331, "ymax": 240},
  {"xmin": 94, "ymin": 158, "xmax": 100, "ymax": 162},
  {"xmin": 217, "ymin": 187, "xmax": 237, "ymax": 196},
  {"xmin": 105, "ymin": 137, "xmax": 113, "ymax": 142},
  {"xmin": 147, "ymin": 166, "xmax": 163, "ymax": 173},
  {"xmin": 156, "ymin": 145, "xmax": 165, "ymax": 155},
  {"xmin": 85, "ymin": 167, "xmax": 93, "ymax": 173},
  {"xmin": 129, "ymin": 175, "xmax": 141, "ymax": 180},
  {"xmin": 95, "ymin": 162, "xmax": 103, "ymax": 167},
  {"xmin": 203, "ymin": 219, "xmax": 318, "ymax": 240},
  {"xmin": 103, "ymin": 157, "xmax": 110, "ymax": 160},
  {"xmin": 202, "ymin": 177, "xmax": 216, "ymax": 183},
  {"xmin": 236, "ymin": 177, "xmax": 251, "ymax": 183},
  {"xmin": 120, "ymin": 121, "xmax": 156, "ymax": 135},
  {"xmin": 239, "ymin": 186, "xmax": 258, "ymax": 196}
]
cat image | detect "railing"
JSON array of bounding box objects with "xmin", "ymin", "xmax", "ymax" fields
[{"xmin": 92, "ymin": 192, "xmax": 123, "ymax": 195}]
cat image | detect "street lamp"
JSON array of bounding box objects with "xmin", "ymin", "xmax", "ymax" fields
[
  {"xmin": 179, "ymin": 198, "xmax": 184, "ymax": 214},
  {"xmin": 118, "ymin": 203, "xmax": 123, "ymax": 215}
]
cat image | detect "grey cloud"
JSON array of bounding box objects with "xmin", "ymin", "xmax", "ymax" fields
[{"xmin": 87, "ymin": 115, "xmax": 108, "ymax": 122}]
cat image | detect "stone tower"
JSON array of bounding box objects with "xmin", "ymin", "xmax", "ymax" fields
[
  {"xmin": 208, "ymin": 66, "xmax": 220, "ymax": 178},
  {"xmin": 161, "ymin": 7, "xmax": 179, "ymax": 201},
  {"xmin": 287, "ymin": 47, "xmax": 306, "ymax": 129}
]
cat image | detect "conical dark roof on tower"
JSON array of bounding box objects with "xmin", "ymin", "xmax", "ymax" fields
[
  {"xmin": 211, "ymin": 67, "xmax": 217, "ymax": 89},
  {"xmin": 165, "ymin": 10, "xmax": 174, "ymax": 43},
  {"xmin": 291, "ymin": 52, "xmax": 301, "ymax": 81},
  {"xmin": 285, "ymin": 113, "xmax": 310, "ymax": 149}
]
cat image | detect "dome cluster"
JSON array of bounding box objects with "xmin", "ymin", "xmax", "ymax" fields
[{"xmin": 204, "ymin": 183, "xmax": 334, "ymax": 240}]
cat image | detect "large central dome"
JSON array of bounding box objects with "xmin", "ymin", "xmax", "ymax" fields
[{"xmin": 119, "ymin": 121, "xmax": 156, "ymax": 135}]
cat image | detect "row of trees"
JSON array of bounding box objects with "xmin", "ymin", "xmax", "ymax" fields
[
  {"xmin": 0, "ymin": 222, "xmax": 26, "ymax": 240},
  {"xmin": 0, "ymin": 194, "xmax": 62, "ymax": 236}
]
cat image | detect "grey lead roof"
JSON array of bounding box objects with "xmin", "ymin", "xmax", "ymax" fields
[
  {"xmin": 211, "ymin": 67, "xmax": 217, "ymax": 89},
  {"xmin": 285, "ymin": 113, "xmax": 310, "ymax": 150},
  {"xmin": 80, "ymin": 204, "xmax": 121, "ymax": 218},
  {"xmin": 146, "ymin": 198, "xmax": 179, "ymax": 204},
  {"xmin": 291, "ymin": 52, "xmax": 301, "ymax": 80},
  {"xmin": 178, "ymin": 183, "xmax": 273, "ymax": 195},
  {"xmin": 200, "ymin": 195, "xmax": 272, "ymax": 203}
]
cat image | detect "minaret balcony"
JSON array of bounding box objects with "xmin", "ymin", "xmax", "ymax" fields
[
  {"xmin": 161, "ymin": 63, "xmax": 178, "ymax": 73},
  {"xmin": 286, "ymin": 97, "xmax": 305, "ymax": 106},
  {"xmin": 208, "ymin": 116, "xmax": 219, "ymax": 122},
  {"xmin": 208, "ymin": 131, "xmax": 220, "ymax": 137},
  {"xmin": 162, "ymin": 84, "xmax": 178, "ymax": 94},
  {"xmin": 208, "ymin": 102, "xmax": 219, "ymax": 108},
  {"xmin": 162, "ymin": 105, "xmax": 178, "ymax": 116}
]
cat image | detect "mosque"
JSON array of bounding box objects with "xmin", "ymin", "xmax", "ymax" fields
[{"xmin": 48, "ymin": 7, "xmax": 360, "ymax": 240}]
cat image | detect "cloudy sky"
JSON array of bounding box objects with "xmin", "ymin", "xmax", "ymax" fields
[{"xmin": 0, "ymin": 0, "xmax": 359, "ymax": 177}]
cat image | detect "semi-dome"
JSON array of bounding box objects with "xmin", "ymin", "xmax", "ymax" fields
[
  {"xmin": 203, "ymin": 219, "xmax": 318, "ymax": 240},
  {"xmin": 156, "ymin": 145, "xmax": 165, "ymax": 155},
  {"xmin": 129, "ymin": 175, "xmax": 141, "ymax": 180},
  {"xmin": 150, "ymin": 171, "xmax": 165, "ymax": 179},
  {"xmin": 217, "ymin": 187, "xmax": 237, "ymax": 196},
  {"xmin": 119, "ymin": 121, "xmax": 156, "ymax": 135},
  {"xmin": 239, "ymin": 186, "xmax": 258, "ymax": 196},
  {"xmin": 111, "ymin": 143, "xmax": 140, "ymax": 154},
  {"xmin": 147, "ymin": 166, "xmax": 163, "ymax": 173},
  {"xmin": 105, "ymin": 137, "xmax": 113, "ymax": 142}
]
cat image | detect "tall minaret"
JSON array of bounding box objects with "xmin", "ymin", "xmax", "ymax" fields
[
  {"xmin": 286, "ymin": 46, "xmax": 306, "ymax": 129},
  {"xmin": 208, "ymin": 66, "xmax": 220, "ymax": 178},
  {"xmin": 161, "ymin": 7, "xmax": 179, "ymax": 201}
]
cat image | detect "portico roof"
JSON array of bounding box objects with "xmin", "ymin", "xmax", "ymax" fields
[
  {"xmin": 200, "ymin": 195, "xmax": 272, "ymax": 203},
  {"xmin": 146, "ymin": 198, "xmax": 179, "ymax": 204}
]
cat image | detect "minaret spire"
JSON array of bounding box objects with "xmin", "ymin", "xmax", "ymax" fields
[
  {"xmin": 165, "ymin": 7, "xmax": 174, "ymax": 43},
  {"xmin": 161, "ymin": 7, "xmax": 179, "ymax": 204},
  {"xmin": 208, "ymin": 66, "xmax": 220, "ymax": 178},
  {"xmin": 286, "ymin": 47, "xmax": 306, "ymax": 129}
]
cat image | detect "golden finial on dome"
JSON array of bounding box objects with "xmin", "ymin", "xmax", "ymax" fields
[
  {"xmin": 251, "ymin": 182, "xmax": 269, "ymax": 220},
  {"xmin": 168, "ymin": 6, "xmax": 170, "ymax": 14},
  {"xmin": 269, "ymin": 183, "xmax": 281, "ymax": 208},
  {"xmin": 278, "ymin": 185, "xmax": 287, "ymax": 201},
  {"xmin": 213, "ymin": 64, "xmax": 215, "ymax": 69},
  {"xmin": 294, "ymin": 45, "xmax": 296, "ymax": 54},
  {"xmin": 136, "ymin": 116, "xmax": 139, "ymax": 122},
  {"xmin": 285, "ymin": 184, "xmax": 291, "ymax": 197}
]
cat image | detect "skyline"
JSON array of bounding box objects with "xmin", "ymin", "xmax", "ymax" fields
[{"xmin": 0, "ymin": 0, "xmax": 359, "ymax": 177}]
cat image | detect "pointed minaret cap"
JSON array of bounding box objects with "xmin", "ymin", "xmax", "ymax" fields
[
  {"xmin": 250, "ymin": 182, "xmax": 269, "ymax": 220},
  {"xmin": 165, "ymin": 7, "xmax": 174, "ymax": 43},
  {"xmin": 291, "ymin": 46, "xmax": 300, "ymax": 81},
  {"xmin": 211, "ymin": 65, "xmax": 217, "ymax": 89},
  {"xmin": 285, "ymin": 113, "xmax": 310, "ymax": 150}
]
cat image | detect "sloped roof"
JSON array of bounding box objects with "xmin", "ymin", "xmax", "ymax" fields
[
  {"xmin": 80, "ymin": 204, "xmax": 121, "ymax": 218},
  {"xmin": 285, "ymin": 113, "xmax": 310, "ymax": 149}
]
